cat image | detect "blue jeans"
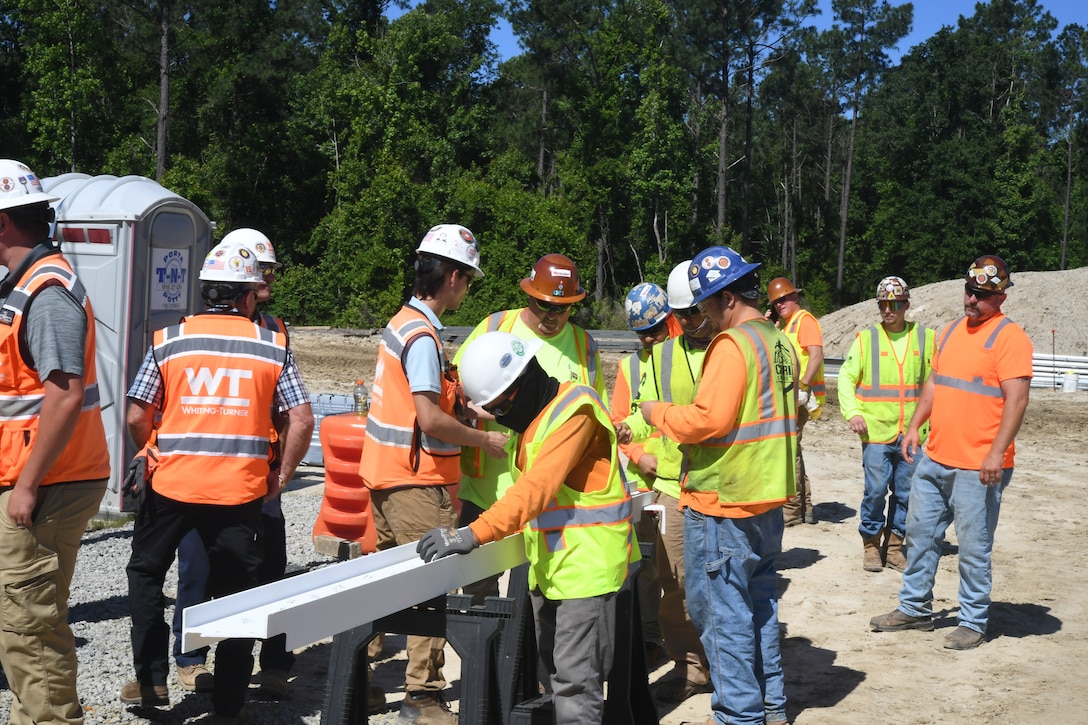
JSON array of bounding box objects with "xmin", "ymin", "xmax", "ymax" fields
[
  {"xmin": 859, "ymin": 436, "xmax": 916, "ymax": 539},
  {"xmin": 897, "ymin": 453, "xmax": 1012, "ymax": 634},
  {"xmin": 684, "ymin": 507, "xmax": 786, "ymax": 725},
  {"xmin": 173, "ymin": 530, "xmax": 210, "ymax": 667}
]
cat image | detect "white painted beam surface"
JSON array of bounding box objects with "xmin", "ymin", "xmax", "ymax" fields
[{"xmin": 182, "ymin": 490, "xmax": 655, "ymax": 652}]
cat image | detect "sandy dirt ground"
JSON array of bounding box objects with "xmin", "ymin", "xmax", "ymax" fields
[{"xmin": 287, "ymin": 303, "xmax": 1088, "ymax": 723}]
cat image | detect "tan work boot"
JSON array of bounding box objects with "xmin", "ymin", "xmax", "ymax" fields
[
  {"xmin": 884, "ymin": 531, "xmax": 907, "ymax": 572},
  {"xmin": 177, "ymin": 663, "xmax": 214, "ymax": 692},
  {"xmin": 397, "ymin": 691, "xmax": 456, "ymax": 724},
  {"xmin": 863, "ymin": 536, "xmax": 884, "ymax": 572},
  {"xmin": 870, "ymin": 608, "xmax": 933, "ymax": 631}
]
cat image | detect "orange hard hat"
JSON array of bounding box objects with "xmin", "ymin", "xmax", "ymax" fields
[
  {"xmin": 520, "ymin": 254, "xmax": 587, "ymax": 303},
  {"xmin": 767, "ymin": 277, "xmax": 801, "ymax": 304}
]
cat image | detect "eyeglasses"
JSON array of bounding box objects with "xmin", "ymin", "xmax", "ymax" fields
[
  {"xmin": 674, "ymin": 307, "xmax": 703, "ymax": 320},
  {"xmin": 877, "ymin": 300, "xmax": 906, "ymax": 311},
  {"xmin": 964, "ymin": 285, "xmax": 1000, "ymax": 301},
  {"xmin": 459, "ymin": 270, "xmax": 475, "ymax": 287},
  {"xmin": 534, "ymin": 299, "xmax": 573, "ymax": 315}
]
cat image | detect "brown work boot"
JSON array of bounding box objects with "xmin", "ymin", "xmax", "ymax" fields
[
  {"xmin": 862, "ymin": 536, "xmax": 884, "ymax": 572},
  {"xmin": 884, "ymin": 531, "xmax": 908, "ymax": 572},
  {"xmin": 652, "ymin": 666, "xmax": 712, "ymax": 703},
  {"xmin": 177, "ymin": 663, "xmax": 214, "ymax": 692},
  {"xmin": 258, "ymin": 668, "xmax": 290, "ymax": 700},
  {"xmin": 870, "ymin": 608, "xmax": 933, "ymax": 632},
  {"xmin": 944, "ymin": 626, "xmax": 984, "ymax": 650},
  {"xmin": 119, "ymin": 680, "xmax": 169, "ymax": 706},
  {"xmin": 397, "ymin": 691, "xmax": 456, "ymax": 724}
]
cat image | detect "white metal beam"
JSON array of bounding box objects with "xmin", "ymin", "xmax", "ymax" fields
[{"xmin": 182, "ymin": 490, "xmax": 656, "ymax": 652}]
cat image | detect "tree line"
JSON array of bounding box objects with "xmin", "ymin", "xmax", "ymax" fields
[{"xmin": 2, "ymin": 0, "xmax": 1084, "ymax": 327}]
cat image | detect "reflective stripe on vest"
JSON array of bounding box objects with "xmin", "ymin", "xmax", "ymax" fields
[
  {"xmin": 932, "ymin": 317, "xmax": 1009, "ymax": 398},
  {"xmin": 0, "ymin": 253, "xmax": 110, "ymax": 487}
]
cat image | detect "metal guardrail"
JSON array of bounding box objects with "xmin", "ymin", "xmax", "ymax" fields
[{"xmin": 825, "ymin": 354, "xmax": 1088, "ymax": 391}]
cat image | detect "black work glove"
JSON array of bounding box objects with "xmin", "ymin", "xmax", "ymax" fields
[
  {"xmin": 122, "ymin": 455, "xmax": 148, "ymax": 506},
  {"xmin": 417, "ymin": 526, "xmax": 479, "ymax": 563}
]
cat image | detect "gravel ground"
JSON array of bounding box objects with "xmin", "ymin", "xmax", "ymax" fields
[{"xmin": 0, "ymin": 467, "xmax": 419, "ymax": 724}]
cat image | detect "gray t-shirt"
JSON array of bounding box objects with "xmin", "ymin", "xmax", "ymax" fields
[{"xmin": 24, "ymin": 286, "xmax": 88, "ymax": 380}]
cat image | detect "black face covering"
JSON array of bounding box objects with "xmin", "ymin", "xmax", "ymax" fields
[{"xmin": 495, "ymin": 357, "xmax": 560, "ymax": 433}]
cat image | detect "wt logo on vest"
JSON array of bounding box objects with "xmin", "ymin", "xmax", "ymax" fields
[{"xmin": 181, "ymin": 367, "xmax": 253, "ymax": 412}]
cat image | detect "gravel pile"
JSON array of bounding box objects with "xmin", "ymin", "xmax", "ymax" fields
[{"xmin": 0, "ymin": 467, "xmax": 415, "ymax": 724}]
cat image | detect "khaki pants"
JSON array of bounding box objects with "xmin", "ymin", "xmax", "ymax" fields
[
  {"xmin": 370, "ymin": 485, "xmax": 457, "ymax": 693},
  {"xmin": 783, "ymin": 406, "xmax": 812, "ymax": 521},
  {"xmin": 0, "ymin": 479, "xmax": 106, "ymax": 725},
  {"xmin": 653, "ymin": 491, "xmax": 708, "ymax": 679}
]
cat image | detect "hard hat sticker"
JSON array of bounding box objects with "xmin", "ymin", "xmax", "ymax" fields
[
  {"xmin": 499, "ymin": 353, "xmax": 513, "ymax": 368},
  {"xmin": 552, "ymin": 268, "xmax": 572, "ymax": 278},
  {"xmin": 716, "ymin": 256, "xmax": 732, "ymax": 269}
]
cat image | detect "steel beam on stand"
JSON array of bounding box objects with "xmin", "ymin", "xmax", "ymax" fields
[{"xmin": 321, "ymin": 594, "xmax": 513, "ymax": 725}]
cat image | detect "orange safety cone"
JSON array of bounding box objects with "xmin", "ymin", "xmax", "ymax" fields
[{"xmin": 312, "ymin": 412, "xmax": 377, "ymax": 559}]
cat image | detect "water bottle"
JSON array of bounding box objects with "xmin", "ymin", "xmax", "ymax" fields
[{"xmin": 353, "ymin": 380, "xmax": 369, "ymax": 415}]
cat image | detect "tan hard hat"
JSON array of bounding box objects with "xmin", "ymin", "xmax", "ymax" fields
[
  {"xmin": 520, "ymin": 254, "xmax": 587, "ymax": 303},
  {"xmin": 767, "ymin": 277, "xmax": 801, "ymax": 304}
]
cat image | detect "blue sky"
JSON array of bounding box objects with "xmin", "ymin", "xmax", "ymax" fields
[{"xmin": 469, "ymin": 0, "xmax": 1085, "ymax": 63}]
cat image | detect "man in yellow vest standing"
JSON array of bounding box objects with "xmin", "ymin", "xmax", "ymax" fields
[
  {"xmin": 453, "ymin": 253, "xmax": 606, "ymax": 602},
  {"xmin": 418, "ymin": 331, "xmax": 635, "ymax": 725},
  {"xmin": 838, "ymin": 276, "xmax": 935, "ymax": 572},
  {"xmin": 358, "ymin": 224, "xmax": 507, "ymax": 724},
  {"xmin": 768, "ymin": 277, "xmax": 824, "ymax": 526},
  {"xmin": 615, "ymin": 261, "xmax": 713, "ymax": 703},
  {"xmin": 641, "ymin": 247, "xmax": 796, "ymax": 725},
  {"xmin": 0, "ymin": 159, "xmax": 111, "ymax": 725},
  {"xmin": 122, "ymin": 238, "xmax": 315, "ymax": 723}
]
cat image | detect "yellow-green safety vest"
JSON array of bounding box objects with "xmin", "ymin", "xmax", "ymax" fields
[{"xmin": 848, "ymin": 322, "xmax": 935, "ymax": 444}]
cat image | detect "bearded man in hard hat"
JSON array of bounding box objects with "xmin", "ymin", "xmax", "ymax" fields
[
  {"xmin": 0, "ymin": 159, "xmax": 110, "ymax": 724},
  {"xmin": 358, "ymin": 224, "xmax": 507, "ymax": 724},
  {"xmin": 417, "ymin": 331, "xmax": 635, "ymax": 725},
  {"xmin": 615, "ymin": 262, "xmax": 713, "ymax": 703},
  {"xmin": 767, "ymin": 276, "xmax": 824, "ymax": 526},
  {"xmin": 838, "ymin": 276, "xmax": 935, "ymax": 573},
  {"xmin": 871, "ymin": 255, "xmax": 1031, "ymax": 651},
  {"xmin": 122, "ymin": 238, "xmax": 314, "ymax": 723},
  {"xmin": 453, "ymin": 253, "xmax": 606, "ymax": 603},
  {"xmin": 640, "ymin": 247, "xmax": 796, "ymax": 725}
]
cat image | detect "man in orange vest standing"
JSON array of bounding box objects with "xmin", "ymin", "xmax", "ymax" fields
[
  {"xmin": 838, "ymin": 276, "xmax": 935, "ymax": 572},
  {"xmin": 767, "ymin": 277, "xmax": 824, "ymax": 526},
  {"xmin": 0, "ymin": 159, "xmax": 111, "ymax": 724},
  {"xmin": 122, "ymin": 238, "xmax": 315, "ymax": 723},
  {"xmin": 641, "ymin": 247, "xmax": 796, "ymax": 725},
  {"xmin": 419, "ymin": 331, "xmax": 635, "ymax": 725},
  {"xmin": 359, "ymin": 224, "xmax": 507, "ymax": 724},
  {"xmin": 871, "ymin": 255, "xmax": 1031, "ymax": 650}
]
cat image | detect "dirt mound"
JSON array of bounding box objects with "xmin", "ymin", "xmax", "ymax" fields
[{"xmin": 817, "ymin": 267, "xmax": 1088, "ymax": 358}]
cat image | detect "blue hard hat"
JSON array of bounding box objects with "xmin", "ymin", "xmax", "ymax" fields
[
  {"xmin": 624, "ymin": 282, "xmax": 671, "ymax": 331},
  {"xmin": 688, "ymin": 246, "xmax": 761, "ymax": 305}
]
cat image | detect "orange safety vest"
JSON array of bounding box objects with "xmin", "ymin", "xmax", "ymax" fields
[
  {"xmin": 360, "ymin": 304, "xmax": 462, "ymax": 490},
  {"xmin": 925, "ymin": 314, "xmax": 1032, "ymax": 470},
  {"xmin": 0, "ymin": 249, "xmax": 110, "ymax": 487},
  {"xmin": 783, "ymin": 309, "xmax": 825, "ymax": 403},
  {"xmin": 150, "ymin": 313, "xmax": 287, "ymax": 505}
]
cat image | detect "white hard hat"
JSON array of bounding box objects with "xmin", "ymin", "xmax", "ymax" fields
[
  {"xmin": 416, "ymin": 224, "xmax": 484, "ymax": 278},
  {"xmin": 0, "ymin": 159, "xmax": 59, "ymax": 212},
  {"xmin": 199, "ymin": 239, "xmax": 262, "ymax": 284},
  {"xmin": 223, "ymin": 228, "xmax": 280, "ymax": 268},
  {"xmin": 459, "ymin": 331, "xmax": 543, "ymax": 407},
  {"xmin": 666, "ymin": 260, "xmax": 695, "ymax": 309}
]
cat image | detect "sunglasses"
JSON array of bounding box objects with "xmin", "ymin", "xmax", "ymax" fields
[
  {"xmin": 964, "ymin": 284, "xmax": 1000, "ymax": 301},
  {"xmin": 674, "ymin": 307, "xmax": 703, "ymax": 320},
  {"xmin": 484, "ymin": 384, "xmax": 520, "ymax": 418},
  {"xmin": 260, "ymin": 266, "xmax": 276, "ymax": 279},
  {"xmin": 639, "ymin": 320, "xmax": 668, "ymax": 338},
  {"xmin": 877, "ymin": 300, "xmax": 906, "ymax": 311},
  {"xmin": 535, "ymin": 299, "xmax": 573, "ymax": 315}
]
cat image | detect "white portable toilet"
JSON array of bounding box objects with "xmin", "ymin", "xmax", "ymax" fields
[{"xmin": 41, "ymin": 173, "xmax": 213, "ymax": 514}]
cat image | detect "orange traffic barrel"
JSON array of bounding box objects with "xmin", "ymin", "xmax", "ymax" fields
[{"xmin": 312, "ymin": 413, "xmax": 377, "ymax": 558}]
